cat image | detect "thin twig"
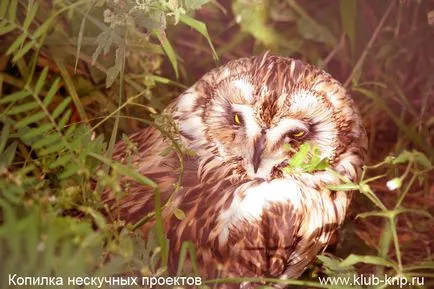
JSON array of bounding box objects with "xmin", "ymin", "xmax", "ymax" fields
[
  {"xmin": 322, "ymin": 33, "xmax": 345, "ymax": 68},
  {"xmin": 344, "ymin": 1, "xmax": 395, "ymax": 87}
]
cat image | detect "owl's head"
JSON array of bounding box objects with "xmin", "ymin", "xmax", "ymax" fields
[{"xmin": 173, "ymin": 55, "xmax": 367, "ymax": 182}]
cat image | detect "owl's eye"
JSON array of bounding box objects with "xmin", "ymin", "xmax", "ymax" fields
[
  {"xmin": 290, "ymin": 130, "xmax": 307, "ymax": 139},
  {"xmin": 233, "ymin": 113, "xmax": 243, "ymax": 126}
]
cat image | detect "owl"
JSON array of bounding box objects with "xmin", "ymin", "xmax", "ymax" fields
[{"xmin": 104, "ymin": 54, "xmax": 367, "ymax": 287}]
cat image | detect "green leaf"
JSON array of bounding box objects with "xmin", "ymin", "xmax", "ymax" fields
[
  {"xmin": 105, "ymin": 47, "xmax": 124, "ymax": 88},
  {"xmin": 6, "ymin": 101, "xmax": 38, "ymax": 115},
  {"xmin": 49, "ymin": 154, "xmax": 73, "ymax": 169},
  {"xmin": 57, "ymin": 109, "xmax": 72, "ymax": 129},
  {"xmin": 52, "ymin": 97, "xmax": 72, "ymax": 119},
  {"xmin": 23, "ymin": 2, "xmax": 39, "ymax": 31},
  {"xmin": 172, "ymin": 206, "xmax": 186, "ymax": 221},
  {"xmin": 413, "ymin": 151, "xmax": 432, "ymax": 169},
  {"xmin": 317, "ymin": 254, "xmax": 356, "ymax": 275},
  {"xmin": 155, "ymin": 31, "xmax": 179, "ymax": 79},
  {"xmin": 340, "ymin": 0, "xmax": 357, "ymax": 54},
  {"xmin": 34, "ymin": 66, "xmax": 49, "ymax": 96},
  {"xmin": 79, "ymin": 207, "xmax": 107, "ymax": 230},
  {"xmin": 32, "ymin": 133, "xmax": 60, "ymax": 149},
  {"xmin": 75, "ymin": 1, "xmax": 96, "ymax": 72},
  {"xmin": 356, "ymin": 210, "xmax": 391, "ymax": 219},
  {"xmin": 289, "ymin": 143, "xmax": 310, "ymax": 168},
  {"xmin": 0, "ymin": 22, "xmax": 15, "ymax": 35},
  {"xmin": 8, "ymin": 0, "xmax": 17, "ymax": 22},
  {"xmin": 6, "ymin": 34, "xmax": 26, "ymax": 56},
  {"xmin": 91, "ymin": 31, "xmax": 110, "ymax": 65},
  {"xmin": 159, "ymin": 146, "xmax": 173, "ymax": 157},
  {"xmin": 311, "ymin": 158, "xmax": 329, "ymax": 171},
  {"xmin": 0, "ymin": 0, "xmax": 8, "ymax": 18},
  {"xmin": 177, "ymin": 241, "xmax": 199, "ymax": 276},
  {"xmin": 179, "ymin": 14, "xmax": 218, "ymax": 62},
  {"xmin": 327, "ymin": 183, "xmax": 359, "ymax": 191},
  {"xmin": 0, "ymin": 90, "xmax": 31, "ymax": 104},
  {"xmin": 396, "ymin": 208, "xmax": 433, "ymax": 219},
  {"xmin": 0, "ymin": 141, "xmax": 18, "ymax": 169},
  {"xmin": 297, "ymin": 18, "xmax": 331, "ymax": 44},
  {"xmin": 32, "ymin": 17, "xmax": 53, "ymax": 39},
  {"xmin": 90, "ymin": 153, "xmax": 164, "ymax": 259},
  {"xmin": 184, "ymin": 0, "xmax": 210, "ymax": 10},
  {"xmin": 88, "ymin": 152, "xmax": 158, "ymax": 189},
  {"xmin": 0, "ymin": 120, "xmax": 11, "ymax": 153},
  {"xmin": 303, "ymin": 146, "xmax": 329, "ymax": 172},
  {"xmin": 232, "ymin": 0, "xmax": 280, "ymax": 50},
  {"xmin": 392, "ymin": 150, "xmax": 412, "ymax": 164},
  {"xmin": 53, "ymin": 54, "xmax": 88, "ymax": 122},
  {"xmin": 287, "ymin": 0, "xmax": 337, "ymax": 47},
  {"xmin": 22, "ymin": 123, "xmax": 53, "ymax": 139},
  {"xmin": 59, "ymin": 163, "xmax": 80, "ymax": 179},
  {"xmin": 15, "ymin": 111, "xmax": 45, "ymax": 128},
  {"xmin": 340, "ymin": 254, "xmax": 397, "ymax": 270},
  {"xmin": 283, "ymin": 144, "xmax": 329, "ymax": 173},
  {"xmin": 392, "ymin": 150, "xmax": 431, "ymax": 168},
  {"xmin": 40, "ymin": 141, "xmax": 64, "ymax": 155},
  {"xmin": 64, "ymin": 124, "xmax": 77, "ymax": 137},
  {"xmin": 43, "ymin": 78, "xmax": 60, "ymax": 106}
]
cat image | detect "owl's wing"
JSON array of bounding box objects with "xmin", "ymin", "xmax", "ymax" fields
[
  {"xmin": 177, "ymin": 177, "xmax": 345, "ymax": 280},
  {"xmin": 102, "ymin": 127, "xmax": 197, "ymax": 225}
]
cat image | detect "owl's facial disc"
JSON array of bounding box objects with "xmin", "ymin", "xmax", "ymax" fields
[
  {"xmin": 202, "ymin": 77, "xmax": 340, "ymax": 181},
  {"xmin": 235, "ymin": 112, "xmax": 313, "ymax": 180},
  {"xmin": 174, "ymin": 55, "xmax": 365, "ymax": 185},
  {"xmin": 208, "ymin": 101, "xmax": 312, "ymax": 180}
]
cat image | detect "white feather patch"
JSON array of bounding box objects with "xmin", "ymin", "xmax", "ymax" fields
[
  {"xmin": 176, "ymin": 89, "xmax": 199, "ymax": 113},
  {"xmin": 217, "ymin": 179, "xmax": 303, "ymax": 245},
  {"xmin": 232, "ymin": 79, "xmax": 254, "ymax": 102},
  {"xmin": 179, "ymin": 115, "xmax": 203, "ymax": 140}
]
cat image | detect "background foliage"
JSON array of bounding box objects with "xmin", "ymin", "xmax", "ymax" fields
[{"xmin": 0, "ymin": 0, "xmax": 433, "ymax": 288}]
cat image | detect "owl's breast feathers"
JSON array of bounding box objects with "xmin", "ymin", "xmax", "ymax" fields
[{"xmin": 103, "ymin": 127, "xmax": 351, "ymax": 280}]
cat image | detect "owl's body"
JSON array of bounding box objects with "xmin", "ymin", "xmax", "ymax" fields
[{"xmin": 105, "ymin": 55, "xmax": 367, "ymax": 285}]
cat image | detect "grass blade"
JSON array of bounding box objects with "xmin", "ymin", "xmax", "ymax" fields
[
  {"xmin": 339, "ymin": 0, "xmax": 357, "ymax": 55},
  {"xmin": 0, "ymin": 141, "xmax": 17, "ymax": 169},
  {"xmin": 0, "ymin": 120, "xmax": 11, "ymax": 153},
  {"xmin": 179, "ymin": 15, "xmax": 219, "ymax": 62},
  {"xmin": 155, "ymin": 31, "xmax": 179, "ymax": 79},
  {"xmin": 12, "ymin": 41, "xmax": 35, "ymax": 63},
  {"xmin": 23, "ymin": 2, "xmax": 39, "ymax": 31},
  {"xmin": 53, "ymin": 54, "xmax": 88, "ymax": 123}
]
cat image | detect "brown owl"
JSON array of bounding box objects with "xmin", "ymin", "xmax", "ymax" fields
[{"xmin": 104, "ymin": 54, "xmax": 367, "ymax": 287}]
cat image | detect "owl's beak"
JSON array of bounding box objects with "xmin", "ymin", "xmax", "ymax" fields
[{"xmin": 252, "ymin": 135, "xmax": 266, "ymax": 173}]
